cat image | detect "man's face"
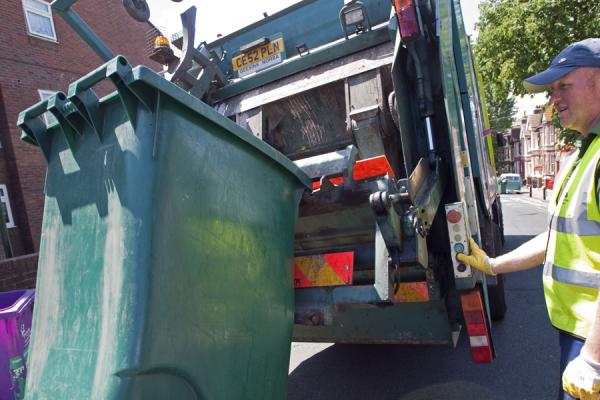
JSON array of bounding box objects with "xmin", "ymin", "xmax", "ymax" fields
[{"xmin": 549, "ymin": 67, "xmax": 600, "ymax": 134}]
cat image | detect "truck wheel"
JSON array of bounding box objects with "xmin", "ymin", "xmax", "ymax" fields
[
  {"xmin": 487, "ymin": 222, "xmax": 506, "ymax": 320},
  {"xmin": 487, "ymin": 274, "xmax": 507, "ymax": 321}
]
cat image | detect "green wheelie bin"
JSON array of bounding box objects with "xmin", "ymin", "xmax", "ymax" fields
[{"xmin": 18, "ymin": 56, "xmax": 310, "ymax": 399}]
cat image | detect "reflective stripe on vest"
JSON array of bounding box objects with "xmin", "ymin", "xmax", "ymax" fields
[
  {"xmin": 544, "ymin": 261, "xmax": 600, "ymax": 288},
  {"xmin": 555, "ymin": 214, "xmax": 600, "ymax": 236},
  {"xmin": 547, "ymin": 152, "xmax": 579, "ymax": 226}
]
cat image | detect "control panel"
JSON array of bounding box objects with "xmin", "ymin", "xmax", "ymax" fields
[{"xmin": 445, "ymin": 202, "xmax": 472, "ymax": 278}]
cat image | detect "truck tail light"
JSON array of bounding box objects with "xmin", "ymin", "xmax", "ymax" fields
[
  {"xmin": 393, "ymin": 0, "xmax": 421, "ymax": 42},
  {"xmin": 460, "ymin": 290, "xmax": 494, "ymax": 363}
]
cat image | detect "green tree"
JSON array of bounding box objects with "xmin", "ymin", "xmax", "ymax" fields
[
  {"xmin": 474, "ymin": 0, "xmax": 600, "ymax": 99},
  {"xmin": 473, "ymin": 0, "xmax": 599, "ymax": 144},
  {"xmin": 485, "ymin": 87, "xmax": 515, "ymax": 166}
]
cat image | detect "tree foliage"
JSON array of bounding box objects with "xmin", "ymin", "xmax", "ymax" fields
[
  {"xmin": 474, "ymin": 0, "xmax": 600, "ymax": 100},
  {"xmin": 473, "ymin": 0, "xmax": 600, "ymax": 146},
  {"xmin": 485, "ymin": 88, "xmax": 515, "ymax": 163}
]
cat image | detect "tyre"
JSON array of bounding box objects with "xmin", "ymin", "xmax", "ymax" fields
[
  {"xmin": 487, "ymin": 222, "xmax": 507, "ymax": 320},
  {"xmin": 487, "ymin": 274, "xmax": 507, "ymax": 320}
]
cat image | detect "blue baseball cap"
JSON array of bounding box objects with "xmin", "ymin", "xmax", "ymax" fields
[{"xmin": 523, "ymin": 38, "xmax": 600, "ymax": 93}]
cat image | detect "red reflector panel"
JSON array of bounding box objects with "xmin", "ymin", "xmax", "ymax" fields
[
  {"xmin": 471, "ymin": 346, "xmax": 493, "ymax": 364},
  {"xmin": 353, "ymin": 155, "xmax": 395, "ymax": 181},
  {"xmin": 311, "ymin": 155, "xmax": 394, "ymax": 190},
  {"xmin": 294, "ymin": 252, "xmax": 354, "ymax": 288},
  {"xmin": 460, "ymin": 290, "xmax": 493, "ymax": 364},
  {"xmin": 393, "ymin": 0, "xmax": 420, "ymax": 42}
]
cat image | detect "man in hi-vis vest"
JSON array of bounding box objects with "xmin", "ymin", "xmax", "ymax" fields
[{"xmin": 458, "ymin": 38, "xmax": 600, "ymax": 400}]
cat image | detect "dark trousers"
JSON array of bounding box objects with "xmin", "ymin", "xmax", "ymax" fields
[{"xmin": 559, "ymin": 331, "xmax": 585, "ymax": 400}]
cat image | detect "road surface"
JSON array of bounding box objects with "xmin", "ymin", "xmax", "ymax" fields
[{"xmin": 288, "ymin": 193, "xmax": 559, "ymax": 400}]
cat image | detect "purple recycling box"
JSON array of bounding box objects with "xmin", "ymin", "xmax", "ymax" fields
[{"xmin": 0, "ymin": 289, "xmax": 34, "ymax": 400}]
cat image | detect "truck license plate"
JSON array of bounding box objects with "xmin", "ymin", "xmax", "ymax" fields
[{"xmin": 232, "ymin": 37, "xmax": 285, "ymax": 78}]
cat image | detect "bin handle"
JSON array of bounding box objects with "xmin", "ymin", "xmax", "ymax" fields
[
  {"xmin": 17, "ymin": 91, "xmax": 88, "ymax": 162},
  {"xmin": 67, "ymin": 56, "xmax": 153, "ymax": 131},
  {"xmin": 18, "ymin": 56, "xmax": 155, "ymax": 163}
]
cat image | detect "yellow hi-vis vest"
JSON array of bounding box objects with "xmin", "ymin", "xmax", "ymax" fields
[{"xmin": 544, "ymin": 134, "xmax": 600, "ymax": 338}]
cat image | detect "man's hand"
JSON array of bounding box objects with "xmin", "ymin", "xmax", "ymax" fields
[
  {"xmin": 563, "ymin": 352, "xmax": 600, "ymax": 400},
  {"xmin": 456, "ymin": 238, "xmax": 496, "ymax": 275}
]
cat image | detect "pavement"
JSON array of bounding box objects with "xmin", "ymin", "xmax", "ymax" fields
[
  {"xmin": 527, "ymin": 185, "xmax": 551, "ymax": 203},
  {"xmin": 505, "ymin": 185, "xmax": 551, "ymax": 204}
]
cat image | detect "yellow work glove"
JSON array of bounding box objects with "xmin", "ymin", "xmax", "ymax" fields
[
  {"xmin": 456, "ymin": 238, "xmax": 495, "ymax": 276},
  {"xmin": 563, "ymin": 352, "xmax": 600, "ymax": 400}
]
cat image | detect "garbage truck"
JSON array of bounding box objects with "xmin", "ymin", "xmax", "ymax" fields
[
  {"xmin": 17, "ymin": 0, "xmax": 506, "ymax": 397},
  {"xmin": 146, "ymin": 0, "xmax": 506, "ymax": 362}
]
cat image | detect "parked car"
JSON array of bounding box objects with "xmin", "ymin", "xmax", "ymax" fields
[{"xmin": 499, "ymin": 173, "xmax": 522, "ymax": 193}]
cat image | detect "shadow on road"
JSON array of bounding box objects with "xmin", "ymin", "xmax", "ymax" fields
[{"xmin": 288, "ymin": 341, "xmax": 508, "ymax": 400}]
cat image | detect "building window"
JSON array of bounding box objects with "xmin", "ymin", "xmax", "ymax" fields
[
  {"xmin": 38, "ymin": 90, "xmax": 57, "ymax": 126},
  {"xmin": 0, "ymin": 185, "xmax": 15, "ymax": 229},
  {"xmin": 23, "ymin": 0, "xmax": 57, "ymax": 41}
]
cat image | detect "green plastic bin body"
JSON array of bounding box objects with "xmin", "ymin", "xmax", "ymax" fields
[{"xmin": 18, "ymin": 58, "xmax": 309, "ymax": 399}]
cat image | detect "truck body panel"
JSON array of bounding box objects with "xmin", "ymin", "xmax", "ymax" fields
[{"xmin": 205, "ymin": 0, "xmax": 504, "ymax": 346}]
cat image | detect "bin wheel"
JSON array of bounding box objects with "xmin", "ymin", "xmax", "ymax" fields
[{"xmin": 123, "ymin": 0, "xmax": 150, "ymax": 22}]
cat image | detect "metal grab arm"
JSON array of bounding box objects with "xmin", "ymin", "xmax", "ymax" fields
[{"xmin": 51, "ymin": 0, "xmax": 115, "ymax": 61}]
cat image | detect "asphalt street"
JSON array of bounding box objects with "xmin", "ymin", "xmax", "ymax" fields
[{"xmin": 288, "ymin": 193, "xmax": 559, "ymax": 400}]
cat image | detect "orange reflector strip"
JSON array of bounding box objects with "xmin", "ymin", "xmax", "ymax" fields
[
  {"xmin": 294, "ymin": 252, "xmax": 354, "ymax": 288},
  {"xmin": 311, "ymin": 177, "xmax": 344, "ymax": 190},
  {"xmin": 353, "ymin": 155, "xmax": 395, "ymax": 180},
  {"xmin": 460, "ymin": 290, "xmax": 493, "ymax": 363},
  {"xmin": 311, "ymin": 155, "xmax": 394, "ymax": 190},
  {"xmin": 393, "ymin": 282, "xmax": 430, "ymax": 302}
]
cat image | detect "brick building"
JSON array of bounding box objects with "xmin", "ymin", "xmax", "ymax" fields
[
  {"xmin": 0, "ymin": 0, "xmax": 158, "ymax": 289},
  {"xmin": 496, "ymin": 106, "xmax": 572, "ymax": 190}
]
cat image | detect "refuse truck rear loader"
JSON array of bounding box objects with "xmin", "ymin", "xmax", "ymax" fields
[
  {"xmin": 156, "ymin": 0, "xmax": 505, "ymax": 361},
  {"xmin": 18, "ymin": 0, "xmax": 506, "ymax": 396}
]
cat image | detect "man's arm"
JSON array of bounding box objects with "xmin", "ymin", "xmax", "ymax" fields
[
  {"xmin": 458, "ymin": 232, "xmax": 548, "ymax": 276},
  {"xmin": 490, "ymin": 232, "xmax": 548, "ymax": 274}
]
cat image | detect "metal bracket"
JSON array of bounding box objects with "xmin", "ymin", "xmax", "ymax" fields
[
  {"xmin": 294, "ymin": 145, "xmax": 357, "ymax": 191},
  {"xmin": 369, "ymin": 184, "xmax": 403, "ymax": 301},
  {"xmin": 369, "ymin": 190, "xmax": 402, "ymax": 250},
  {"xmin": 374, "ymin": 224, "xmax": 394, "ymax": 301},
  {"xmin": 167, "ymin": 7, "xmax": 228, "ymax": 101},
  {"xmin": 52, "ymin": 0, "xmax": 115, "ymax": 62},
  {"xmin": 348, "ymin": 104, "xmax": 385, "ymax": 157}
]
